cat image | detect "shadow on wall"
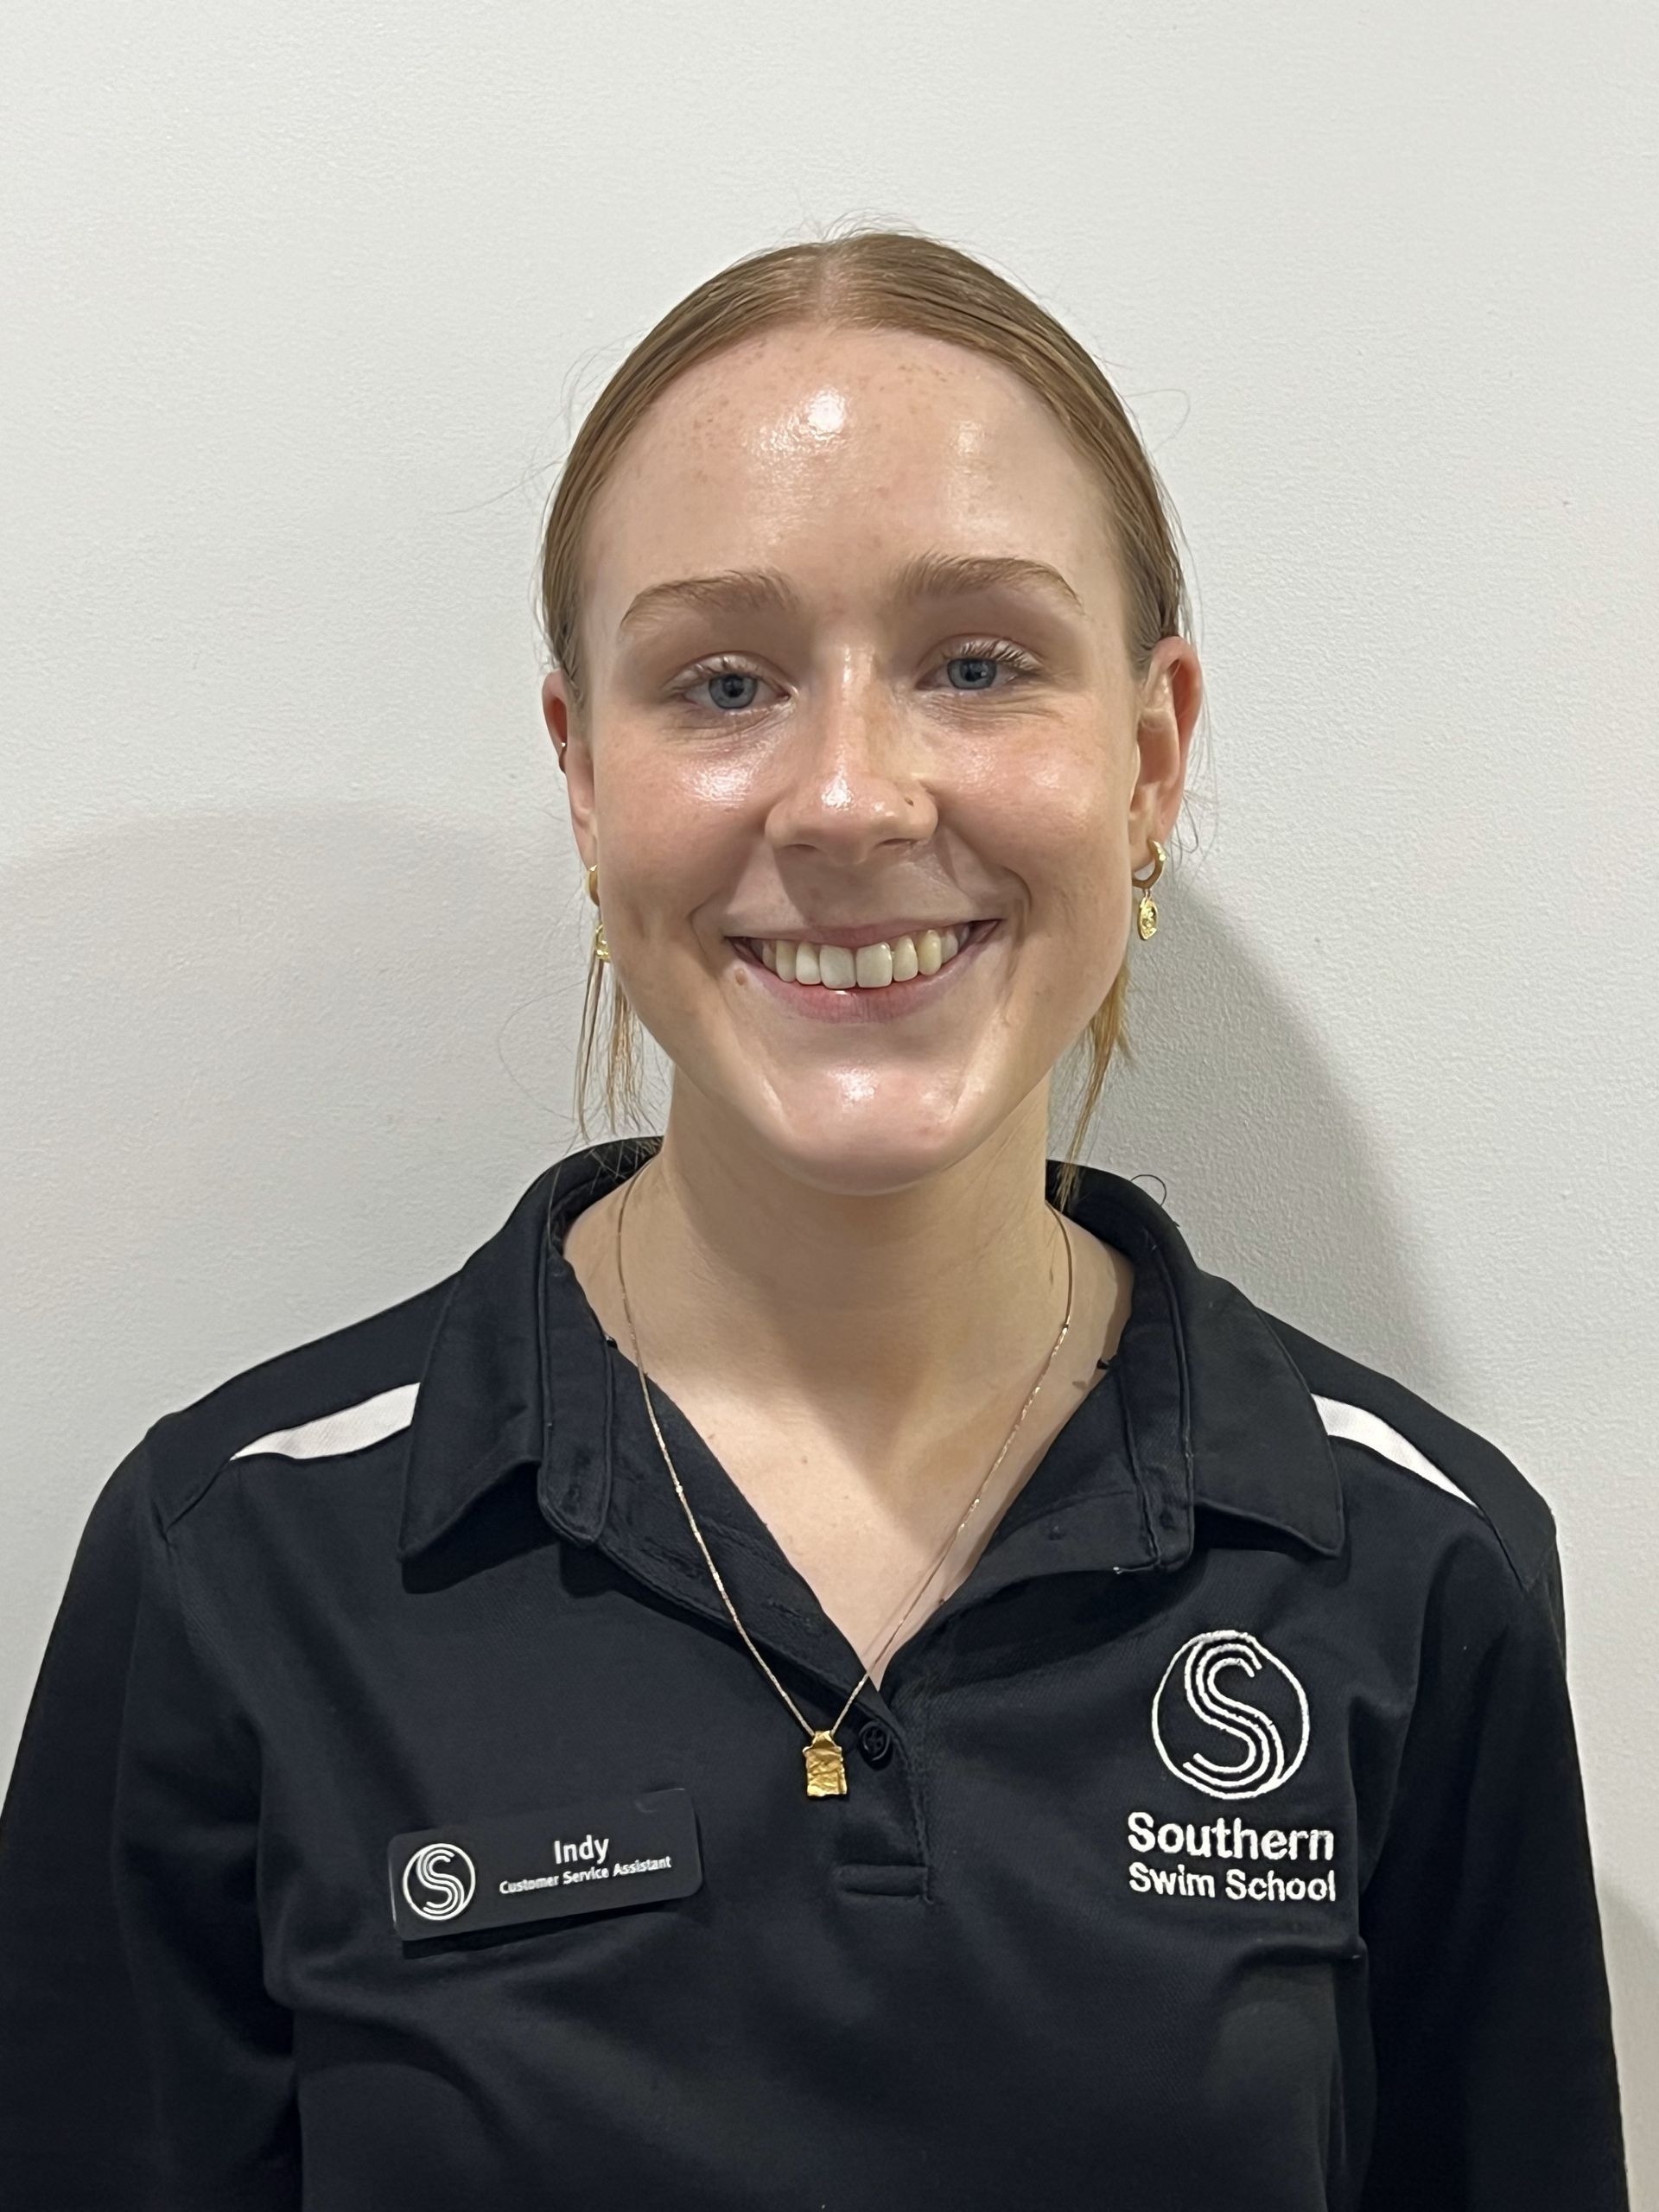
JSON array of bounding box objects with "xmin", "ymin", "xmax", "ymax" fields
[
  {"xmin": 0, "ymin": 801, "xmax": 1649, "ymax": 2196},
  {"xmin": 1086, "ymin": 881, "xmax": 1447, "ymax": 1395}
]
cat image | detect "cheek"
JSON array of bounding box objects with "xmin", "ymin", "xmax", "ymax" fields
[
  {"xmin": 600, "ymin": 707, "xmax": 761, "ymax": 810},
  {"xmin": 990, "ymin": 791, "xmax": 1127, "ymax": 929},
  {"xmin": 1076, "ymin": 849, "xmax": 1134, "ymax": 932},
  {"xmin": 595, "ymin": 779, "xmax": 733, "ymax": 936}
]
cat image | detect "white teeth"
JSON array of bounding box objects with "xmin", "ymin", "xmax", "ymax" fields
[{"xmin": 753, "ymin": 925, "xmax": 974, "ymax": 989}]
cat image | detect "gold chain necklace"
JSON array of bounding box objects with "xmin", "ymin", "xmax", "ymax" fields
[{"xmin": 612, "ymin": 1159, "xmax": 1077, "ymax": 1797}]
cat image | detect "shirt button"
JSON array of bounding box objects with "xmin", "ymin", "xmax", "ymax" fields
[{"xmin": 857, "ymin": 1721, "xmax": 893, "ymax": 1767}]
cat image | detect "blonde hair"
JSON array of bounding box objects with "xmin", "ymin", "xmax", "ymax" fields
[{"xmin": 536, "ymin": 223, "xmax": 1197, "ymax": 1216}]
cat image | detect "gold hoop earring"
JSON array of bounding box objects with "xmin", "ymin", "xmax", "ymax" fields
[
  {"xmin": 587, "ymin": 861, "xmax": 611, "ymax": 963},
  {"xmin": 1132, "ymin": 838, "xmax": 1166, "ymax": 940}
]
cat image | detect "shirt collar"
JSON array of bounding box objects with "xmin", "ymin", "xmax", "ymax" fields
[{"xmin": 397, "ymin": 1137, "xmax": 1344, "ymax": 1573}]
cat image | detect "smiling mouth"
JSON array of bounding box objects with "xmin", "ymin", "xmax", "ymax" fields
[{"xmin": 729, "ymin": 918, "xmax": 998, "ymax": 991}]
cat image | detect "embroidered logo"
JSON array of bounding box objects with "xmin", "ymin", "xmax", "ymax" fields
[
  {"xmin": 401, "ymin": 1841, "xmax": 477, "ymax": 1922},
  {"xmin": 1152, "ymin": 1629, "xmax": 1310, "ymax": 1801}
]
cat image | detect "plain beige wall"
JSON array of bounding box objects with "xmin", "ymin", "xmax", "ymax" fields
[{"xmin": 3, "ymin": 0, "xmax": 1655, "ymax": 2195}]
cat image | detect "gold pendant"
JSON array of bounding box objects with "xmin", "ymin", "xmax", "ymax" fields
[
  {"xmin": 804, "ymin": 1731, "xmax": 848, "ymax": 1796},
  {"xmin": 1136, "ymin": 893, "xmax": 1159, "ymax": 940}
]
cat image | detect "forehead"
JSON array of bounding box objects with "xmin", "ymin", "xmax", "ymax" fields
[{"xmin": 582, "ymin": 325, "xmax": 1119, "ymax": 643}]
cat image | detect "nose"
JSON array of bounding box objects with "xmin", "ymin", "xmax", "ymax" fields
[{"xmin": 759, "ymin": 658, "xmax": 939, "ymax": 861}]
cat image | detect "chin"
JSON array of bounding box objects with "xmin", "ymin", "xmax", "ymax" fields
[{"xmin": 702, "ymin": 1091, "xmax": 1005, "ymax": 1201}]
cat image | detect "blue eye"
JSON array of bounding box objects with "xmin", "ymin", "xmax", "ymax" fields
[
  {"xmin": 671, "ymin": 658, "xmax": 767, "ymax": 715},
  {"xmin": 689, "ymin": 665, "xmax": 763, "ymax": 714},
  {"xmin": 945, "ymin": 654, "xmax": 1002, "ymax": 692},
  {"xmin": 940, "ymin": 641, "xmax": 1043, "ymax": 691}
]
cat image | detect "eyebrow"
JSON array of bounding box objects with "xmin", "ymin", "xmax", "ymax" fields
[{"xmin": 615, "ymin": 550, "xmax": 1087, "ymax": 644}]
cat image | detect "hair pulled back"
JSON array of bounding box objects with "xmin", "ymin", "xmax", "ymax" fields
[{"xmin": 536, "ymin": 223, "xmax": 1197, "ymax": 1212}]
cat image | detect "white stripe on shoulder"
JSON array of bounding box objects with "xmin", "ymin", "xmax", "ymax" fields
[
  {"xmin": 228, "ymin": 1381, "xmax": 419, "ymax": 1463},
  {"xmin": 1313, "ymin": 1395, "xmax": 1481, "ymax": 1511}
]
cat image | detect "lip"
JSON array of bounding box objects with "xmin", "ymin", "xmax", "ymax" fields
[{"xmin": 727, "ymin": 918, "xmax": 1001, "ymax": 1024}]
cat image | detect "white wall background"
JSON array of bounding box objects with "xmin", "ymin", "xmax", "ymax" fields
[{"xmin": 3, "ymin": 0, "xmax": 1655, "ymax": 2191}]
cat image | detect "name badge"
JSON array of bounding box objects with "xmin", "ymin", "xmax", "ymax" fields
[{"xmin": 387, "ymin": 1785, "xmax": 702, "ymax": 1942}]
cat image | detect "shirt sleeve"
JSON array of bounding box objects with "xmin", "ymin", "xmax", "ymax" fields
[
  {"xmin": 0, "ymin": 1434, "xmax": 301, "ymax": 2209},
  {"xmin": 1357, "ymin": 1524, "xmax": 1630, "ymax": 2210}
]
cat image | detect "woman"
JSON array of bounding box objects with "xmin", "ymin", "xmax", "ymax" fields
[{"xmin": 0, "ymin": 229, "xmax": 1630, "ymax": 2209}]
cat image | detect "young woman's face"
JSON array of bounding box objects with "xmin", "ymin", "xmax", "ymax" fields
[{"xmin": 544, "ymin": 323, "xmax": 1198, "ymax": 1194}]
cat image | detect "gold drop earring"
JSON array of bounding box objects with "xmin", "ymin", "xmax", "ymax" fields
[
  {"xmin": 1133, "ymin": 839, "xmax": 1166, "ymax": 940},
  {"xmin": 587, "ymin": 861, "xmax": 611, "ymax": 963}
]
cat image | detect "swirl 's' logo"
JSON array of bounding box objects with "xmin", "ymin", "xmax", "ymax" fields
[
  {"xmin": 1152, "ymin": 1630, "xmax": 1310, "ymax": 1800},
  {"xmin": 401, "ymin": 1842, "xmax": 477, "ymax": 1922}
]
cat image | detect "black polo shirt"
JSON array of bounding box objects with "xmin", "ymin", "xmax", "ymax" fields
[{"xmin": 0, "ymin": 1136, "xmax": 1630, "ymax": 2210}]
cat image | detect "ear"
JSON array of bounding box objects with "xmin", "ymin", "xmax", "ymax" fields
[
  {"xmin": 543, "ymin": 669, "xmax": 598, "ymax": 872},
  {"xmin": 1128, "ymin": 639, "xmax": 1203, "ymax": 858}
]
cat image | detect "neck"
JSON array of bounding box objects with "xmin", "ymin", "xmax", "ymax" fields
[{"xmin": 585, "ymin": 1090, "xmax": 1124, "ymax": 1459}]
